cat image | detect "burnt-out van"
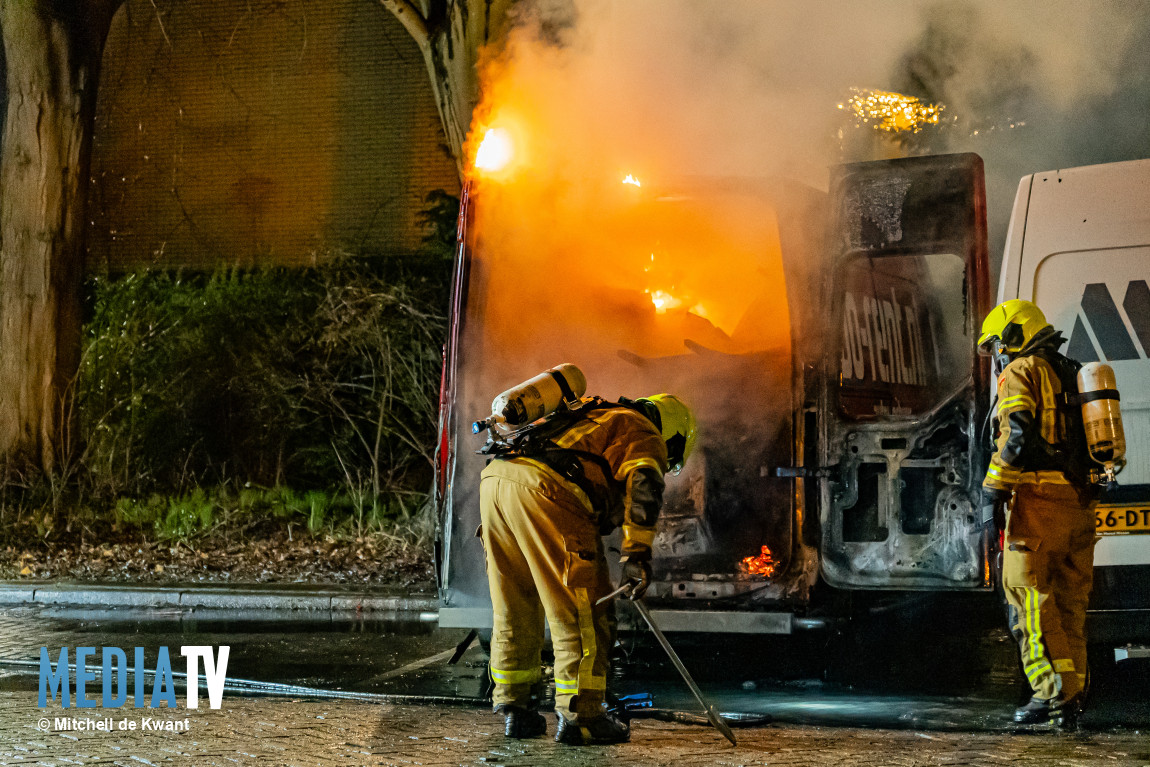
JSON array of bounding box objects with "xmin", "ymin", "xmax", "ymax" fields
[
  {"xmin": 997, "ymin": 158, "xmax": 1150, "ymax": 645},
  {"xmin": 434, "ymin": 152, "xmax": 993, "ymax": 633}
]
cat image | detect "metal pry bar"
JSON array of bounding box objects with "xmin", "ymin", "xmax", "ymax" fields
[
  {"xmin": 632, "ymin": 599, "xmax": 738, "ymax": 746},
  {"xmin": 595, "ymin": 582, "xmax": 635, "ymax": 606},
  {"xmin": 595, "ymin": 580, "xmax": 736, "ymax": 745}
]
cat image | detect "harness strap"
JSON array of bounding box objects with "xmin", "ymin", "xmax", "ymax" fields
[
  {"xmin": 1061, "ymin": 389, "xmax": 1120, "ymax": 407},
  {"xmin": 548, "ymin": 369, "xmax": 579, "ymax": 406}
]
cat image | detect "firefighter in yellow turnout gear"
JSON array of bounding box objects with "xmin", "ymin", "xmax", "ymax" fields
[
  {"xmin": 479, "ymin": 393, "xmax": 696, "ymax": 745},
  {"xmin": 979, "ymin": 300, "xmax": 1099, "ymax": 727}
]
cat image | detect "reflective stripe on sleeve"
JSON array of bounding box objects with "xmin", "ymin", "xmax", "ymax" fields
[
  {"xmin": 985, "ymin": 463, "xmax": 1022, "ymax": 489},
  {"xmin": 554, "ymin": 419, "xmax": 602, "ymax": 449},
  {"xmin": 986, "ymin": 467, "xmax": 1071, "ymax": 487},
  {"xmin": 986, "ymin": 463, "xmax": 1021, "ymax": 481},
  {"xmin": 622, "ymin": 523, "xmax": 656, "ymax": 550},
  {"xmin": 997, "ymin": 393, "xmax": 1036, "ymax": 414},
  {"xmin": 616, "ymin": 456, "xmax": 663, "ymax": 480}
]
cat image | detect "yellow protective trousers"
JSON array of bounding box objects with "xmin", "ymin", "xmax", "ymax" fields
[
  {"xmin": 479, "ymin": 458, "xmax": 615, "ymax": 721},
  {"xmin": 1002, "ymin": 482, "xmax": 1097, "ymax": 701}
]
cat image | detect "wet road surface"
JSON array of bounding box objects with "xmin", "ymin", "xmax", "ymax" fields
[
  {"xmin": 1, "ymin": 594, "xmax": 1147, "ymax": 735},
  {"xmin": 2, "ymin": 594, "xmax": 1150, "ymax": 766}
]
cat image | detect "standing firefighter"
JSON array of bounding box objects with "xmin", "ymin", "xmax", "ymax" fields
[
  {"xmin": 978, "ymin": 300, "xmax": 1099, "ymax": 727},
  {"xmin": 478, "ymin": 385, "xmax": 695, "ymax": 746}
]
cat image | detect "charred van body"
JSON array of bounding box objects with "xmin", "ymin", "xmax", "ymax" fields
[{"xmin": 435, "ymin": 154, "xmax": 993, "ymax": 632}]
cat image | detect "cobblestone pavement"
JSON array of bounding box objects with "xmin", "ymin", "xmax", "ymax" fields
[{"xmin": 2, "ymin": 691, "xmax": 1149, "ymax": 767}]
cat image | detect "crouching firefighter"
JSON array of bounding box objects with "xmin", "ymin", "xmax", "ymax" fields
[
  {"xmin": 978, "ymin": 300, "xmax": 1103, "ymax": 728},
  {"xmin": 475, "ymin": 371, "xmax": 696, "ymax": 746}
]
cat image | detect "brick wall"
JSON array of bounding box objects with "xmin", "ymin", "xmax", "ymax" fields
[{"xmin": 88, "ymin": 0, "xmax": 461, "ymax": 271}]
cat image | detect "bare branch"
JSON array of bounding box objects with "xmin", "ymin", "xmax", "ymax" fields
[
  {"xmin": 378, "ymin": 0, "xmax": 429, "ymax": 50},
  {"xmin": 148, "ymin": 0, "xmax": 173, "ymax": 49}
]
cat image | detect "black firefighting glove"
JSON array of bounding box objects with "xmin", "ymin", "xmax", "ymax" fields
[
  {"xmin": 981, "ymin": 487, "xmax": 1010, "ymax": 537},
  {"xmin": 620, "ymin": 550, "xmax": 652, "ymax": 600}
]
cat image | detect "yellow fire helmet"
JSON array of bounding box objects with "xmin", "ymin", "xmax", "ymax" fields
[
  {"xmin": 639, "ymin": 394, "xmax": 698, "ymax": 474},
  {"xmin": 978, "ymin": 299, "xmax": 1051, "ymax": 355}
]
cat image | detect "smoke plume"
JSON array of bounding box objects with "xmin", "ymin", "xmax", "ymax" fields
[{"xmin": 444, "ymin": 1, "xmax": 1149, "ymax": 592}]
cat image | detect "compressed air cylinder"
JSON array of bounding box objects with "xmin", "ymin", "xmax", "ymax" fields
[
  {"xmin": 1078, "ymin": 362, "xmax": 1126, "ymax": 468},
  {"xmin": 491, "ymin": 363, "xmax": 588, "ymax": 426}
]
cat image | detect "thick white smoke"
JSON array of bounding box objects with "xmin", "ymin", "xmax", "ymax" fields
[{"xmin": 488, "ymin": 0, "xmax": 1149, "ymax": 268}]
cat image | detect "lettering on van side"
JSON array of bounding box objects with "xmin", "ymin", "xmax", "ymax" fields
[
  {"xmin": 840, "ymin": 290, "xmax": 933, "ymax": 387},
  {"xmin": 1067, "ymin": 280, "xmax": 1150, "ymax": 363}
]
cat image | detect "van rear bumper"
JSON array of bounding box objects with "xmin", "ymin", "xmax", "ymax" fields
[
  {"xmin": 1087, "ymin": 609, "xmax": 1150, "ymax": 644},
  {"xmin": 1091, "ymin": 565, "xmax": 1150, "ymax": 611},
  {"xmin": 1087, "ymin": 564, "xmax": 1150, "ymax": 643},
  {"xmin": 438, "ymin": 605, "xmax": 827, "ymax": 634}
]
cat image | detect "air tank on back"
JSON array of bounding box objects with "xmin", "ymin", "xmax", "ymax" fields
[
  {"xmin": 472, "ymin": 364, "xmax": 587, "ymax": 434},
  {"xmin": 1077, "ymin": 361, "xmax": 1126, "ymax": 484}
]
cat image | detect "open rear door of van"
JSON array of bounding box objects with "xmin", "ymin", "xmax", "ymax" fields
[{"xmin": 818, "ymin": 153, "xmax": 993, "ymax": 590}]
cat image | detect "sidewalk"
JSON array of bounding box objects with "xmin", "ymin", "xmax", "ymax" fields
[{"xmin": 0, "ymin": 580, "xmax": 438, "ymax": 617}]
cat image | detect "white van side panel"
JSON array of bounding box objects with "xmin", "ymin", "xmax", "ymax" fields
[
  {"xmin": 1002, "ymin": 159, "xmax": 1150, "ymax": 568},
  {"xmin": 997, "ymin": 174, "xmax": 1032, "ymax": 301},
  {"xmin": 1010, "ymin": 160, "xmax": 1150, "ymax": 294}
]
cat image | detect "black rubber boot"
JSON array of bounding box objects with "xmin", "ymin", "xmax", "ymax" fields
[
  {"xmin": 495, "ymin": 705, "xmax": 547, "ymax": 739},
  {"xmin": 1014, "ymin": 697, "xmax": 1056, "ymax": 724},
  {"xmin": 555, "ymin": 712, "xmax": 630, "ymax": 746},
  {"xmin": 1053, "ymin": 695, "xmax": 1083, "ymax": 731},
  {"xmin": 1014, "ymin": 695, "xmax": 1082, "ymax": 726}
]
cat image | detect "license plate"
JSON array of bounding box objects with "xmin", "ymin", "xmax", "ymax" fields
[{"xmin": 1095, "ymin": 505, "xmax": 1150, "ymax": 534}]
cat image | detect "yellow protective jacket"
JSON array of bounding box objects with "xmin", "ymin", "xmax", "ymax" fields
[
  {"xmin": 484, "ymin": 405, "xmax": 669, "ymax": 556},
  {"xmin": 984, "ymin": 349, "xmax": 1075, "ymax": 492}
]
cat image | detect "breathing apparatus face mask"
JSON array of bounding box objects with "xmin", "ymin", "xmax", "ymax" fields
[{"xmin": 978, "ymin": 337, "xmax": 1012, "ymax": 378}]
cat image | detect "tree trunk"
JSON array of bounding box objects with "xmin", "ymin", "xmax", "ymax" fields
[
  {"xmin": 0, "ymin": 1, "xmax": 117, "ymax": 473},
  {"xmin": 381, "ymin": 0, "xmax": 518, "ymax": 169}
]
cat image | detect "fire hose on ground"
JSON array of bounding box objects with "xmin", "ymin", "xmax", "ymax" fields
[{"xmin": 0, "ymin": 656, "xmax": 772, "ymax": 731}]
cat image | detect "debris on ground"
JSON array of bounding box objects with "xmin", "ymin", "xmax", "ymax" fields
[{"xmin": 0, "ymin": 524, "xmax": 434, "ymax": 590}]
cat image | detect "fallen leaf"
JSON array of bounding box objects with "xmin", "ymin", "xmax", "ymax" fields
[
  {"xmin": 154, "ymin": 564, "xmax": 164, "ymax": 574},
  {"xmin": 19, "ymin": 565, "xmax": 32, "ymax": 576}
]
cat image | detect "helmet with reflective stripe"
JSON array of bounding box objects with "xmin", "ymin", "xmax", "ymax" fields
[
  {"xmin": 978, "ymin": 299, "xmax": 1051, "ymax": 355},
  {"xmin": 637, "ymin": 394, "xmax": 697, "ymax": 474}
]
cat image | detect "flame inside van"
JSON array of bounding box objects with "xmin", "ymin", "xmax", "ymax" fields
[{"xmin": 438, "ymin": 162, "xmax": 823, "ymax": 608}]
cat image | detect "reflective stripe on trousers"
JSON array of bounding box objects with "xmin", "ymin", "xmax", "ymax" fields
[
  {"xmin": 1002, "ymin": 483, "xmax": 1096, "ymax": 701},
  {"xmin": 479, "ymin": 462, "xmax": 614, "ymax": 721}
]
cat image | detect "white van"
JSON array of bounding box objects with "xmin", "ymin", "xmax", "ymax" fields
[{"xmin": 997, "ymin": 158, "xmax": 1150, "ymax": 640}]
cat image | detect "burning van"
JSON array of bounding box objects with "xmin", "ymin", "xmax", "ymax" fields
[{"xmin": 434, "ymin": 150, "xmax": 993, "ymax": 633}]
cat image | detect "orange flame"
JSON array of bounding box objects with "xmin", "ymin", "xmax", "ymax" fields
[
  {"xmin": 741, "ymin": 545, "xmax": 777, "ymax": 578},
  {"xmin": 474, "ymin": 127, "xmax": 514, "ymax": 173},
  {"xmin": 645, "ymin": 288, "xmax": 682, "ymax": 313}
]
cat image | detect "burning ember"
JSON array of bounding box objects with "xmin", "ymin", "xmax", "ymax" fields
[
  {"xmin": 474, "ymin": 127, "xmax": 514, "ymax": 172},
  {"xmin": 645, "ymin": 288, "xmax": 682, "ymax": 313},
  {"xmin": 838, "ymin": 87, "xmax": 943, "ymax": 134},
  {"xmin": 740, "ymin": 545, "xmax": 777, "ymax": 578}
]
